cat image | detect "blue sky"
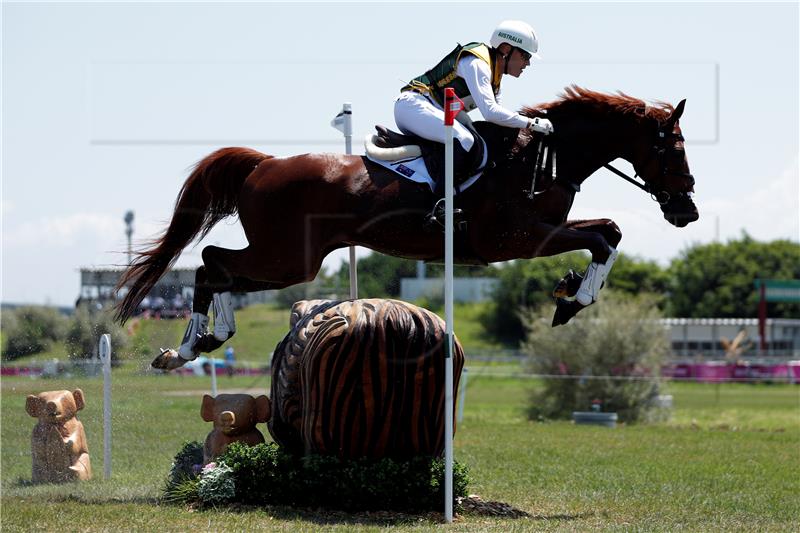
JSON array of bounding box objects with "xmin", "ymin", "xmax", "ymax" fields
[{"xmin": 2, "ymin": 1, "xmax": 798, "ymax": 306}]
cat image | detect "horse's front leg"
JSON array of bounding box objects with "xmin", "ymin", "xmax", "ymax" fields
[
  {"xmin": 523, "ymin": 219, "xmax": 620, "ymax": 327},
  {"xmin": 549, "ymin": 219, "xmax": 621, "ymax": 326},
  {"xmin": 552, "ymin": 219, "xmax": 622, "ymax": 299}
]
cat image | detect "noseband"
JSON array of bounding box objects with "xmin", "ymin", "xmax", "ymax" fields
[{"xmin": 604, "ymin": 126, "xmax": 695, "ymax": 205}]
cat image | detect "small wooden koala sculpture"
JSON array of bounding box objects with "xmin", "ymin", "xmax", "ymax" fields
[
  {"xmin": 201, "ymin": 393, "xmax": 271, "ymax": 464},
  {"xmin": 26, "ymin": 389, "xmax": 92, "ymax": 483}
]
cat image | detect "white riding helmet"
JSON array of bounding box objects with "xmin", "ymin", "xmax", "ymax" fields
[{"xmin": 490, "ymin": 20, "xmax": 541, "ymax": 59}]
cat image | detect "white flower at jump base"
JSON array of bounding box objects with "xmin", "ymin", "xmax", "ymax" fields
[{"xmin": 197, "ymin": 461, "xmax": 235, "ymax": 504}]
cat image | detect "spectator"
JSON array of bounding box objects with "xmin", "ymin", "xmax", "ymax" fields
[{"xmin": 224, "ymin": 345, "xmax": 236, "ymax": 377}]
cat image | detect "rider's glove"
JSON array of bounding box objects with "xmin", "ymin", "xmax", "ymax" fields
[{"xmin": 528, "ymin": 117, "xmax": 554, "ymax": 135}]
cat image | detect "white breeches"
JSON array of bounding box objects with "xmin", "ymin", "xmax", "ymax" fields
[{"xmin": 394, "ymin": 91, "xmax": 475, "ymax": 151}]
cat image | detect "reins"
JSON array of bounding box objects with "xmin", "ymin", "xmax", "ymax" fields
[
  {"xmin": 602, "ymin": 162, "xmax": 671, "ymax": 205},
  {"xmin": 524, "ymin": 127, "xmax": 694, "ymax": 206}
]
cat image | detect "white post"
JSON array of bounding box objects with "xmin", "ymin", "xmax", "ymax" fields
[
  {"xmin": 443, "ymin": 87, "xmax": 459, "ymax": 523},
  {"xmin": 332, "ymin": 103, "xmax": 358, "ymax": 300},
  {"xmin": 98, "ymin": 334, "xmax": 112, "ymax": 480},
  {"xmin": 210, "ymin": 357, "xmax": 218, "ymax": 397},
  {"xmin": 457, "ymin": 367, "xmax": 468, "ymax": 424},
  {"xmin": 343, "ymin": 103, "xmax": 358, "ymax": 300}
]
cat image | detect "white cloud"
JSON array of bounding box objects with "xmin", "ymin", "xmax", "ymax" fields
[
  {"xmin": 697, "ymin": 157, "xmax": 799, "ymax": 242},
  {"xmin": 3, "ymin": 212, "xmax": 122, "ymax": 248}
]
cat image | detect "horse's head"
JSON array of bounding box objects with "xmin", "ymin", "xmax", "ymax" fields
[{"xmin": 632, "ymin": 99, "xmax": 699, "ymax": 227}]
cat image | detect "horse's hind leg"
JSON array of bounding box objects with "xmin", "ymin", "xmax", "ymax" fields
[{"xmin": 152, "ymin": 244, "xmax": 324, "ymax": 370}]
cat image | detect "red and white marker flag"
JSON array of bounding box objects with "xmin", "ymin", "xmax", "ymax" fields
[{"xmin": 444, "ymin": 89, "xmax": 465, "ymax": 126}]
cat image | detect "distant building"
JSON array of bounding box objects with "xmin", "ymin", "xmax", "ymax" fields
[
  {"xmin": 662, "ymin": 317, "xmax": 800, "ymax": 358},
  {"xmin": 77, "ymin": 267, "xmax": 274, "ymax": 317},
  {"xmin": 400, "ymin": 277, "xmax": 499, "ymax": 303}
]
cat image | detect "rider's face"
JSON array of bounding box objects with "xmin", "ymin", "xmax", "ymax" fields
[{"xmin": 506, "ymin": 47, "xmax": 531, "ymax": 78}]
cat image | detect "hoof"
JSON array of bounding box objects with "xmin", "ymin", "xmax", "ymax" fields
[
  {"xmin": 151, "ymin": 348, "xmax": 190, "ymax": 371},
  {"xmin": 551, "ymin": 299, "xmax": 585, "ymax": 327},
  {"xmin": 553, "ymin": 269, "xmax": 583, "ymax": 299}
]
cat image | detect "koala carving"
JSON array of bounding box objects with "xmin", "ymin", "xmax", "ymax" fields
[
  {"xmin": 26, "ymin": 389, "xmax": 92, "ymax": 483},
  {"xmin": 201, "ymin": 393, "xmax": 271, "ymax": 464}
]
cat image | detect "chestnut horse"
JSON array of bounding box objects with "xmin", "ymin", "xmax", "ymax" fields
[{"xmin": 114, "ymin": 86, "xmax": 698, "ymax": 369}]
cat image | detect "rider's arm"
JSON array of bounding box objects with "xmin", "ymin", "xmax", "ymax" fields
[{"xmin": 456, "ymin": 55, "xmax": 529, "ymax": 129}]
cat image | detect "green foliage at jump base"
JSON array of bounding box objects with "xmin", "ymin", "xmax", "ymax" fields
[{"xmin": 164, "ymin": 441, "xmax": 470, "ymax": 512}]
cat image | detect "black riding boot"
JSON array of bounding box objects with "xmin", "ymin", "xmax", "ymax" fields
[{"xmin": 425, "ymin": 141, "xmax": 481, "ymax": 228}]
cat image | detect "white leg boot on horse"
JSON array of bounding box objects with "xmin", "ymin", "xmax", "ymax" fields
[
  {"xmin": 212, "ymin": 291, "xmax": 236, "ymax": 341},
  {"xmin": 151, "ymin": 312, "xmax": 210, "ymax": 370},
  {"xmin": 552, "ymin": 248, "xmax": 618, "ymax": 326},
  {"xmin": 576, "ymin": 248, "xmax": 618, "ymax": 306},
  {"xmin": 151, "ymin": 291, "xmax": 238, "ymax": 371}
]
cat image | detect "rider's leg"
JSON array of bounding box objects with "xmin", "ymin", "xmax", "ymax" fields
[
  {"xmin": 394, "ymin": 92, "xmax": 475, "ymax": 151},
  {"xmin": 394, "ymin": 92, "xmax": 475, "ymax": 224}
]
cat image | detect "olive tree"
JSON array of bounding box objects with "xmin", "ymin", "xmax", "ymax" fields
[{"xmin": 522, "ymin": 292, "xmax": 669, "ymax": 423}]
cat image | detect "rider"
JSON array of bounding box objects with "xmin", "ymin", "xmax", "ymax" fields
[{"xmin": 394, "ymin": 20, "xmax": 554, "ymax": 223}]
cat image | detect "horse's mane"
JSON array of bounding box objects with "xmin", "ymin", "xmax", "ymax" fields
[{"xmin": 521, "ymin": 85, "xmax": 674, "ymax": 122}]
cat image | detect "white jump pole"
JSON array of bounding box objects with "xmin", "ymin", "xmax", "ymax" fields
[
  {"xmin": 332, "ymin": 103, "xmax": 358, "ymax": 299},
  {"xmin": 98, "ymin": 333, "xmax": 112, "ymax": 480},
  {"xmin": 458, "ymin": 367, "xmax": 468, "ymax": 424},
  {"xmin": 210, "ymin": 357, "xmax": 218, "ymax": 397},
  {"xmin": 443, "ymin": 87, "xmax": 462, "ymax": 523}
]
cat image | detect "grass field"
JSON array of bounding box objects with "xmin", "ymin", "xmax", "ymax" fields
[{"xmin": 2, "ymin": 359, "xmax": 798, "ymax": 531}]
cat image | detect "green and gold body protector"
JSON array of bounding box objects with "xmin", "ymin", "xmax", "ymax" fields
[{"xmin": 402, "ymin": 42, "xmax": 501, "ymax": 107}]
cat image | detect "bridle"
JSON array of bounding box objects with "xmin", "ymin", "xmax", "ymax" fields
[{"xmin": 603, "ymin": 123, "xmax": 695, "ymax": 205}]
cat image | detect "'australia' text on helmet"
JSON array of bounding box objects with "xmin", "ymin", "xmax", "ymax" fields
[{"xmin": 490, "ymin": 20, "xmax": 541, "ymax": 59}]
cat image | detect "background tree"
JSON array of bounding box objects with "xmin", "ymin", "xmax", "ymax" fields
[
  {"xmin": 64, "ymin": 308, "xmax": 128, "ymax": 360},
  {"xmin": 1, "ymin": 306, "xmax": 67, "ymax": 360},
  {"xmin": 607, "ymin": 254, "xmax": 670, "ymax": 300},
  {"xmin": 667, "ymin": 235, "xmax": 800, "ymax": 318}
]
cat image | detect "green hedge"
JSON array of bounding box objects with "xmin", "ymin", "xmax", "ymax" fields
[{"xmin": 164, "ymin": 441, "xmax": 470, "ymax": 512}]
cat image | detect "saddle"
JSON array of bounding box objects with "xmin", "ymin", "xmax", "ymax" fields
[{"xmin": 369, "ymin": 124, "xmax": 486, "ymax": 192}]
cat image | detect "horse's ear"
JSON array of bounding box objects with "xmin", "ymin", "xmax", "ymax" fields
[{"xmin": 670, "ymin": 99, "xmax": 686, "ymax": 123}]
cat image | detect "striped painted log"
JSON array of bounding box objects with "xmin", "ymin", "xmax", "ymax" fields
[{"xmin": 268, "ymin": 299, "xmax": 464, "ymax": 459}]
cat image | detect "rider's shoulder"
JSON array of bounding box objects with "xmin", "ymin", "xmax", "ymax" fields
[{"xmin": 459, "ymin": 42, "xmax": 491, "ymax": 65}]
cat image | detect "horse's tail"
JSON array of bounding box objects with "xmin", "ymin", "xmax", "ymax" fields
[{"xmin": 114, "ymin": 147, "xmax": 271, "ymax": 323}]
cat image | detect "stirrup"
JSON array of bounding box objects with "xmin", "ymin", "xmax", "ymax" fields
[{"xmin": 425, "ymin": 198, "xmax": 464, "ymax": 227}]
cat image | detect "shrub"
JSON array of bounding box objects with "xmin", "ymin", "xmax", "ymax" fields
[
  {"xmin": 197, "ymin": 462, "xmax": 236, "ymax": 505},
  {"xmin": 162, "ymin": 441, "xmax": 470, "ymax": 512},
  {"xmin": 522, "ymin": 291, "xmax": 669, "ymax": 423},
  {"xmin": 64, "ymin": 307, "xmax": 128, "ymax": 360},
  {"xmin": 1, "ymin": 306, "xmax": 67, "ymax": 360},
  {"xmin": 163, "ymin": 441, "xmax": 204, "ymax": 504}
]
